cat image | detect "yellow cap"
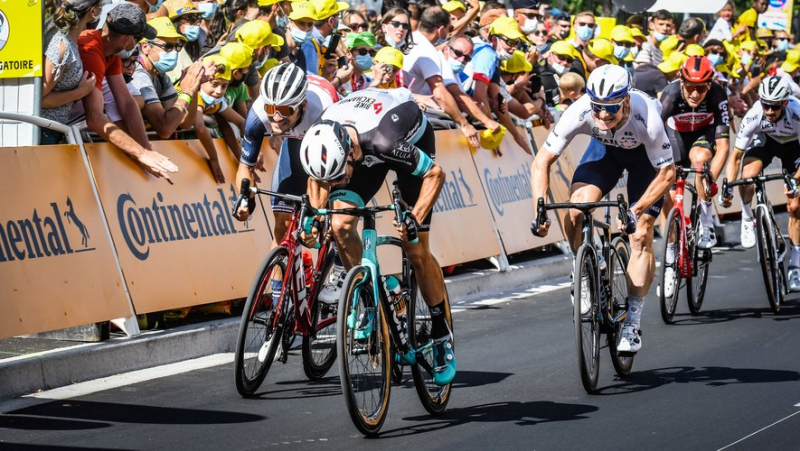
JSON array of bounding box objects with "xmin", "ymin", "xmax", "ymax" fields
[
  {"xmin": 740, "ymin": 40, "xmax": 758, "ymax": 52},
  {"xmin": 657, "ymin": 51, "xmax": 688, "ymax": 73},
  {"xmin": 443, "ymin": 0, "xmax": 466, "ymax": 13},
  {"xmin": 756, "ymin": 27, "xmax": 774, "ymax": 38},
  {"xmin": 146, "ymin": 17, "xmax": 188, "ymax": 42},
  {"xmin": 549, "ymin": 40, "xmax": 579, "ymax": 59},
  {"xmin": 587, "ymin": 38, "xmax": 618, "ymax": 66},
  {"xmin": 165, "ymin": 0, "xmax": 199, "ymax": 20},
  {"xmin": 373, "ymin": 46, "xmax": 404, "ymax": 68},
  {"xmin": 624, "ymin": 52, "xmax": 634, "ymax": 62},
  {"xmin": 236, "ymin": 20, "xmax": 284, "ymax": 50},
  {"xmin": 660, "ymin": 34, "xmax": 679, "ymax": 59},
  {"xmin": 258, "ymin": 58, "xmax": 281, "ymax": 77},
  {"xmin": 489, "ymin": 16, "xmax": 526, "ymax": 41},
  {"xmin": 610, "ymin": 25, "xmax": 633, "ymax": 44},
  {"xmin": 289, "ymin": 1, "xmax": 318, "ymax": 21},
  {"xmin": 782, "ymin": 49, "xmax": 800, "ymax": 72},
  {"xmin": 479, "ymin": 125, "xmax": 506, "ymax": 150},
  {"xmin": 311, "ymin": 0, "xmax": 348, "ymax": 20},
  {"xmin": 630, "ymin": 27, "xmax": 645, "ymax": 39},
  {"xmin": 220, "ymin": 42, "xmax": 254, "ymax": 70},
  {"xmin": 203, "ymin": 54, "xmax": 232, "ymax": 80},
  {"xmin": 501, "ymin": 50, "xmax": 532, "ymax": 73},
  {"xmin": 685, "ymin": 44, "xmax": 705, "ymax": 56}
]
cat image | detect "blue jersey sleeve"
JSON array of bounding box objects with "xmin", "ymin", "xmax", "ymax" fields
[
  {"xmin": 301, "ymin": 41, "xmax": 319, "ymax": 76},
  {"xmin": 241, "ymin": 108, "xmax": 269, "ymax": 167},
  {"xmin": 471, "ymin": 46, "xmax": 498, "ymax": 85}
]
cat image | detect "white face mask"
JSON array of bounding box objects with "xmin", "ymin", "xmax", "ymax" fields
[
  {"xmin": 496, "ymin": 46, "xmax": 513, "ymax": 61},
  {"xmin": 520, "ymin": 18, "xmax": 538, "ymax": 35},
  {"xmin": 551, "ymin": 62, "xmax": 568, "ymax": 74}
]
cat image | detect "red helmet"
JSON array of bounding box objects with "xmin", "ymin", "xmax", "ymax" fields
[{"xmin": 680, "ymin": 56, "xmax": 715, "ymax": 84}]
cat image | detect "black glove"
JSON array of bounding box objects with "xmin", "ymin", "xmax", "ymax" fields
[
  {"xmin": 623, "ymin": 210, "xmax": 637, "ymax": 235},
  {"xmin": 530, "ymin": 216, "xmax": 549, "ymax": 237},
  {"xmin": 231, "ymin": 194, "xmax": 255, "ymax": 218},
  {"xmin": 403, "ymin": 212, "xmax": 420, "ymax": 243}
]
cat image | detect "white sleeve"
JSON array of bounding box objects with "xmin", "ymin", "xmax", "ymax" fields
[
  {"xmin": 542, "ymin": 96, "xmax": 590, "ymax": 155},
  {"xmin": 734, "ymin": 105, "xmax": 762, "ymax": 150},
  {"xmin": 643, "ymin": 99, "xmax": 674, "ymax": 167}
]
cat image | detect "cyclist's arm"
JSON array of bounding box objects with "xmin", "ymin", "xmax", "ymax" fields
[
  {"xmin": 446, "ymin": 84, "xmax": 500, "ymax": 131},
  {"xmin": 307, "ymin": 177, "xmax": 331, "ymax": 210},
  {"xmin": 634, "ymin": 164, "xmax": 675, "ymax": 217},
  {"xmin": 711, "ymin": 88, "xmax": 731, "ymax": 180},
  {"xmin": 711, "ymin": 137, "xmax": 729, "ymax": 180},
  {"xmin": 725, "ymin": 147, "xmax": 746, "ymax": 184},
  {"xmin": 531, "ymin": 145, "xmax": 559, "ymax": 208},
  {"xmin": 726, "ymin": 106, "xmax": 761, "ymax": 182},
  {"xmin": 412, "ymin": 163, "xmax": 445, "ymax": 224}
]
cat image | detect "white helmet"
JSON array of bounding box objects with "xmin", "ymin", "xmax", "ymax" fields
[
  {"xmin": 586, "ymin": 65, "xmax": 631, "ymax": 102},
  {"xmin": 300, "ymin": 120, "xmax": 351, "ymax": 181},
  {"xmin": 759, "ymin": 75, "xmax": 791, "ymax": 103},
  {"xmin": 260, "ymin": 63, "xmax": 307, "ymax": 106}
]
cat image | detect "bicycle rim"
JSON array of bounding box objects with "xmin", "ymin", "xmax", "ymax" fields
[
  {"xmin": 756, "ymin": 208, "xmax": 781, "ymax": 313},
  {"xmin": 409, "ymin": 274, "xmax": 453, "ymax": 415},
  {"xmin": 234, "ymin": 246, "xmax": 289, "ymax": 397},
  {"xmin": 659, "ymin": 208, "xmax": 682, "ymax": 324},
  {"xmin": 336, "ymin": 266, "xmax": 391, "ymax": 436},
  {"xmin": 574, "ymin": 246, "xmax": 600, "ymax": 393},
  {"xmin": 607, "ymin": 248, "xmax": 634, "ymax": 377},
  {"xmin": 302, "ymin": 246, "xmax": 338, "ymax": 380}
]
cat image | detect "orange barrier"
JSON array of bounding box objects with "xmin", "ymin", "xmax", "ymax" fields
[
  {"xmin": 84, "ymin": 140, "xmax": 273, "ymax": 314},
  {"xmin": 0, "ymin": 144, "xmax": 131, "ymax": 338}
]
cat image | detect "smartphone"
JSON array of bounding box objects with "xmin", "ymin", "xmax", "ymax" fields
[{"xmin": 324, "ymin": 33, "xmax": 341, "ymax": 59}]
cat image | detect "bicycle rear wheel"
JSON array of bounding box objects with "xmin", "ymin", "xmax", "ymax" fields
[
  {"xmin": 756, "ymin": 207, "xmax": 782, "ymax": 313},
  {"xmin": 687, "ymin": 218, "xmax": 710, "ymax": 314},
  {"xmin": 337, "ymin": 266, "xmax": 391, "ymax": 436},
  {"xmin": 302, "ymin": 246, "xmax": 338, "ymax": 380},
  {"xmin": 607, "ymin": 247, "xmax": 634, "ymax": 377},
  {"xmin": 659, "ymin": 208, "xmax": 682, "ymax": 324},
  {"xmin": 234, "ymin": 246, "xmax": 290, "ymax": 397},
  {"xmin": 408, "ymin": 272, "xmax": 453, "ymax": 415},
  {"xmin": 574, "ymin": 245, "xmax": 600, "ymax": 393}
]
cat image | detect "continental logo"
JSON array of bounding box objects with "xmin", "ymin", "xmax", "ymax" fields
[
  {"xmin": 0, "ymin": 197, "xmax": 94, "ymax": 263},
  {"xmin": 117, "ymin": 186, "xmax": 254, "ymax": 261},
  {"xmin": 483, "ymin": 164, "xmax": 532, "ymax": 217},
  {"xmin": 433, "ymin": 168, "xmax": 477, "ymax": 213}
]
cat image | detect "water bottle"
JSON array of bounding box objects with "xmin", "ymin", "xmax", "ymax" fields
[
  {"xmin": 598, "ymin": 255, "xmax": 608, "ymax": 304},
  {"xmin": 382, "ymin": 275, "xmax": 406, "ymax": 316},
  {"xmin": 302, "ymin": 250, "xmax": 313, "ymax": 287}
]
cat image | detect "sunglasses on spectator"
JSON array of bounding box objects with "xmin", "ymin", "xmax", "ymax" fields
[
  {"xmin": 761, "ymin": 100, "xmax": 785, "ymax": 111},
  {"xmin": 122, "ymin": 53, "xmax": 140, "ymax": 66},
  {"xmin": 352, "ymin": 48, "xmax": 377, "ymax": 56},
  {"xmin": 150, "ymin": 41, "xmax": 184, "ymax": 53},
  {"xmin": 554, "ymin": 53, "xmax": 574, "ymax": 64},
  {"xmin": 179, "ymin": 14, "xmax": 201, "ymax": 24},
  {"xmin": 449, "ymin": 46, "xmax": 472, "ymax": 62},
  {"xmin": 520, "ymin": 12, "xmax": 542, "ymax": 20},
  {"xmin": 350, "ymin": 22, "xmax": 369, "ymax": 31},
  {"xmin": 265, "ymin": 103, "xmax": 300, "ymax": 119},
  {"xmin": 778, "ymin": 37, "xmax": 790, "ymax": 41},
  {"xmin": 576, "ymin": 22, "xmax": 596, "ymax": 28},
  {"xmin": 496, "ymin": 35, "xmax": 521, "ymax": 48},
  {"xmin": 532, "ymin": 30, "xmax": 548, "ymax": 36},
  {"xmin": 389, "ymin": 20, "xmax": 411, "ymax": 30},
  {"xmin": 682, "ymin": 83, "xmax": 710, "ymax": 94},
  {"xmin": 615, "ymin": 41, "xmax": 634, "ymax": 48},
  {"xmin": 590, "ymin": 99, "xmax": 624, "ymax": 115}
]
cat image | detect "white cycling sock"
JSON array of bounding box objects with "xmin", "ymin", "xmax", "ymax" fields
[
  {"xmin": 666, "ymin": 242, "xmax": 677, "ymax": 264},
  {"xmin": 790, "ymin": 244, "xmax": 800, "ymax": 268},
  {"xmin": 626, "ymin": 296, "xmax": 644, "ymax": 328},
  {"xmin": 741, "ymin": 200, "xmax": 754, "ymax": 221},
  {"xmin": 700, "ymin": 200, "xmax": 714, "ymax": 227}
]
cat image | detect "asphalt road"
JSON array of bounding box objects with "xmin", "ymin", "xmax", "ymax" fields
[{"xmin": 2, "ymin": 244, "xmax": 800, "ymax": 450}]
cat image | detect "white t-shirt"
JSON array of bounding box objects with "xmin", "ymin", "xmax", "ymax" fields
[
  {"xmin": 735, "ymin": 97, "xmax": 800, "ymax": 149},
  {"xmin": 438, "ymin": 51, "xmax": 460, "ymax": 89},
  {"xmin": 402, "ymin": 31, "xmax": 443, "ymax": 95},
  {"xmin": 544, "ymin": 90, "xmax": 674, "ymax": 168},
  {"xmin": 705, "ymin": 18, "xmax": 733, "ymax": 44}
]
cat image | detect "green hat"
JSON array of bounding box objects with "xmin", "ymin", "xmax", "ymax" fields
[{"xmin": 345, "ymin": 32, "xmax": 376, "ymax": 49}]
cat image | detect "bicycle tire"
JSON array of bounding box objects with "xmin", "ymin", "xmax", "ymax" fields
[
  {"xmin": 659, "ymin": 208, "xmax": 682, "ymax": 324},
  {"xmin": 574, "ymin": 245, "xmax": 600, "ymax": 393},
  {"xmin": 756, "ymin": 206, "xmax": 782, "ymax": 313},
  {"xmin": 234, "ymin": 246, "xmax": 290, "ymax": 397},
  {"xmin": 686, "ymin": 217, "xmax": 710, "ymax": 314},
  {"xmin": 408, "ymin": 272, "xmax": 453, "ymax": 415},
  {"xmin": 607, "ymin": 247, "xmax": 634, "ymax": 377},
  {"xmin": 612, "ymin": 236, "xmax": 631, "ymax": 265},
  {"xmin": 336, "ymin": 266, "xmax": 391, "ymax": 436},
  {"xmin": 302, "ymin": 246, "xmax": 338, "ymax": 380}
]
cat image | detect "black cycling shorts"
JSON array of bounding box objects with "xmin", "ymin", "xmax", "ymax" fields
[
  {"xmin": 743, "ymin": 133, "xmax": 800, "ymax": 173},
  {"xmin": 572, "ymin": 138, "xmax": 664, "ymax": 217},
  {"xmin": 668, "ymin": 128, "xmax": 716, "ymax": 168},
  {"xmin": 330, "ymin": 123, "xmax": 436, "ymax": 232}
]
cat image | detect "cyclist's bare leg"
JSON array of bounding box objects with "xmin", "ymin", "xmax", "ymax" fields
[
  {"xmin": 788, "ymin": 196, "xmax": 800, "ymax": 244},
  {"xmin": 329, "ymin": 201, "xmax": 363, "ymax": 270},
  {"xmin": 401, "ymin": 232, "xmax": 446, "ymax": 308},
  {"xmin": 689, "ymin": 147, "xmax": 713, "ymax": 201},
  {"xmin": 739, "ymin": 158, "xmax": 763, "ymax": 208},
  {"xmin": 565, "ymin": 183, "xmax": 604, "ymax": 252},
  {"xmin": 272, "ymin": 212, "xmax": 291, "ymax": 248},
  {"xmin": 627, "ymin": 214, "xmax": 657, "ymax": 297},
  {"xmin": 662, "ymin": 190, "xmax": 675, "ymax": 230}
]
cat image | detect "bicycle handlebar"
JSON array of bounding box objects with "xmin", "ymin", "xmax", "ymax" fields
[
  {"xmin": 677, "ymin": 162, "xmax": 713, "ymax": 197},
  {"xmin": 721, "ymin": 170, "xmax": 796, "ymax": 198},
  {"xmin": 534, "ymin": 193, "xmax": 635, "ymax": 235}
]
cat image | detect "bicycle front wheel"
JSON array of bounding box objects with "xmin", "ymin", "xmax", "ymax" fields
[
  {"xmin": 234, "ymin": 246, "xmax": 290, "ymax": 397},
  {"xmin": 756, "ymin": 207, "xmax": 782, "ymax": 313},
  {"xmin": 659, "ymin": 208, "xmax": 682, "ymax": 324},
  {"xmin": 607, "ymin": 247, "xmax": 634, "ymax": 377},
  {"xmin": 337, "ymin": 266, "xmax": 391, "ymax": 436},
  {"xmin": 687, "ymin": 218, "xmax": 710, "ymax": 314},
  {"xmin": 574, "ymin": 245, "xmax": 600, "ymax": 393},
  {"xmin": 302, "ymin": 246, "xmax": 338, "ymax": 380}
]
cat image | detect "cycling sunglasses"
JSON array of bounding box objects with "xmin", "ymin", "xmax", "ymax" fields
[
  {"xmin": 389, "ymin": 20, "xmax": 411, "ymax": 30},
  {"xmin": 590, "ymin": 99, "xmax": 624, "ymax": 115},
  {"xmin": 150, "ymin": 41, "xmax": 184, "ymax": 53},
  {"xmin": 761, "ymin": 100, "xmax": 785, "ymax": 111},
  {"xmin": 496, "ymin": 35, "xmax": 521, "ymax": 48},
  {"xmin": 448, "ymin": 46, "xmax": 472, "ymax": 62},
  {"xmin": 683, "ymin": 83, "xmax": 710, "ymax": 94},
  {"xmin": 265, "ymin": 104, "xmax": 300, "ymax": 118}
]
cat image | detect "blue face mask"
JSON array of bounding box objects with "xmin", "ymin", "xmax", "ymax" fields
[
  {"xmin": 778, "ymin": 39, "xmax": 790, "ymax": 52},
  {"xmin": 277, "ymin": 14, "xmax": 289, "ymax": 29},
  {"xmin": 448, "ymin": 58, "xmax": 465, "ymax": 74},
  {"xmin": 613, "ymin": 45, "xmax": 630, "ymax": 60},
  {"xmin": 200, "ymin": 90, "xmax": 223, "ymax": 106},
  {"xmin": 387, "ymin": 38, "xmax": 404, "ymax": 49},
  {"xmin": 152, "ymin": 50, "xmax": 178, "ymax": 73},
  {"xmin": 576, "ymin": 25, "xmax": 594, "ymax": 41},
  {"xmin": 653, "ymin": 31, "xmax": 668, "ymax": 42},
  {"xmin": 536, "ymin": 44, "xmax": 548, "ymax": 52},
  {"xmin": 707, "ymin": 53, "xmax": 723, "ymax": 66},
  {"xmin": 291, "ymin": 27, "xmax": 310, "ymax": 44},
  {"xmin": 321, "ymin": 34, "xmax": 332, "ymax": 48},
  {"xmin": 149, "ymin": 0, "xmax": 164, "ymax": 14},
  {"xmin": 117, "ymin": 47, "xmax": 136, "ymax": 59},
  {"xmin": 355, "ymin": 54, "xmax": 373, "ymax": 71},
  {"xmin": 198, "ymin": 2, "xmax": 218, "ymax": 20},
  {"xmin": 182, "ymin": 25, "xmax": 201, "ymax": 42}
]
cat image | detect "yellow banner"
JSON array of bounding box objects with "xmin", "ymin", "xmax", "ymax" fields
[{"xmin": 0, "ymin": 1, "xmax": 43, "ymax": 78}]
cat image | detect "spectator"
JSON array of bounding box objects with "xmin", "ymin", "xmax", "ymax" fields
[
  {"xmin": 768, "ymin": 28, "xmax": 792, "ymax": 65},
  {"xmin": 476, "ymin": 5, "xmax": 507, "ymax": 43},
  {"xmin": 41, "ymin": 0, "xmax": 102, "ymax": 145},
  {"xmin": 661, "ymin": 17, "xmax": 706, "ymax": 60},
  {"xmin": 706, "ymin": 1, "xmax": 735, "ymax": 43},
  {"xmin": 370, "ymin": 46, "xmax": 404, "ymax": 88},
  {"xmin": 572, "ymin": 38, "xmax": 618, "ymax": 81},
  {"xmin": 222, "ymin": 0, "xmax": 250, "ymax": 29},
  {"xmin": 194, "ymin": 0, "xmax": 223, "ymax": 55},
  {"xmin": 381, "ymin": 0, "xmax": 409, "ymax": 15},
  {"xmin": 632, "ymin": 61, "xmax": 668, "ymax": 98},
  {"xmin": 342, "ymin": 9, "xmax": 369, "ymax": 36},
  {"xmin": 626, "ymin": 14, "xmax": 644, "ymax": 32},
  {"xmin": 634, "ymin": 9, "xmax": 672, "ymax": 67},
  {"xmin": 511, "ymin": 0, "xmax": 541, "ymax": 37},
  {"xmin": 442, "ymin": 1, "xmax": 465, "ymax": 23},
  {"xmin": 776, "ymin": 49, "xmax": 800, "ymax": 97},
  {"xmin": 555, "ymin": 71, "xmax": 583, "ymax": 111},
  {"xmin": 163, "ymin": 0, "xmax": 199, "ymax": 81},
  {"xmin": 408, "ymin": 1, "xmax": 421, "ymax": 31},
  {"xmin": 301, "ymin": 0, "xmax": 348, "ymax": 78},
  {"xmin": 528, "ymin": 20, "xmax": 549, "ymax": 55},
  {"xmin": 285, "ymin": 1, "xmax": 318, "ymax": 71},
  {"xmin": 548, "ymin": 10, "xmax": 570, "ymax": 43},
  {"xmin": 539, "ymin": 40, "xmax": 577, "ymax": 106},
  {"xmin": 231, "ymin": 20, "xmax": 285, "ymax": 105},
  {"xmin": 631, "ymin": 26, "xmax": 646, "ymax": 57},
  {"xmin": 366, "ymin": 9, "xmax": 378, "ymax": 31},
  {"xmin": 499, "ymin": 50, "xmax": 546, "ymax": 129},
  {"xmin": 657, "ymin": 51, "xmax": 688, "ymax": 84},
  {"xmin": 193, "ymin": 54, "xmax": 238, "ymax": 184},
  {"xmin": 444, "ymin": 0, "xmax": 479, "ymax": 37},
  {"xmin": 220, "ymin": 42, "xmax": 255, "ymax": 119},
  {"xmin": 610, "ymin": 25, "xmax": 635, "ymax": 70},
  {"xmin": 570, "ymin": 11, "xmax": 595, "ymax": 51},
  {"xmin": 379, "ymin": 7, "xmax": 413, "ymax": 50},
  {"xmin": 78, "ymin": 3, "xmax": 177, "ymax": 182},
  {"xmin": 733, "ymin": 0, "xmax": 769, "ymax": 42},
  {"xmin": 340, "ymin": 31, "xmax": 376, "ymax": 94},
  {"xmin": 702, "ymin": 39, "xmax": 728, "ymax": 71}
]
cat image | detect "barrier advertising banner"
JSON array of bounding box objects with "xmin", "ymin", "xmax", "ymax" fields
[
  {"xmin": 85, "ymin": 140, "xmax": 273, "ymax": 314},
  {"xmin": 0, "ymin": 145, "xmax": 130, "ymax": 338},
  {"xmin": 0, "ymin": 1, "xmax": 43, "ymax": 78}
]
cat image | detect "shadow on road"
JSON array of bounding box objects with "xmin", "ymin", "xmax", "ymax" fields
[
  {"xmin": 247, "ymin": 377, "xmax": 342, "ymax": 400},
  {"xmin": 0, "ymin": 444, "xmax": 133, "ymax": 451},
  {"xmin": 670, "ymin": 301, "xmax": 800, "ymax": 325},
  {"xmin": 450, "ymin": 370, "xmax": 513, "ymax": 389},
  {"xmin": 0, "ymin": 414, "xmax": 111, "ymax": 431},
  {"xmin": 595, "ymin": 365, "xmax": 800, "ymax": 395}
]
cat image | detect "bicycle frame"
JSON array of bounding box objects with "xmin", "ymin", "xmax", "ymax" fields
[{"xmin": 672, "ymin": 165, "xmax": 709, "ymax": 278}]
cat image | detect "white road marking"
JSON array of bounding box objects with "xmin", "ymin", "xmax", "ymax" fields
[{"xmin": 717, "ymin": 406, "xmax": 800, "ymax": 450}]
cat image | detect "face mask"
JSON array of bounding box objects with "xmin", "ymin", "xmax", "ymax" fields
[
  {"xmin": 778, "ymin": 40, "xmax": 790, "ymax": 52},
  {"xmin": 277, "ymin": 14, "xmax": 289, "ymax": 29},
  {"xmin": 740, "ymin": 52, "xmax": 752, "ymax": 65},
  {"xmin": 254, "ymin": 55, "xmax": 268, "ymax": 69},
  {"xmin": 291, "ymin": 27, "xmax": 310, "ymax": 44},
  {"xmin": 653, "ymin": 31, "xmax": 668, "ymax": 42},
  {"xmin": 200, "ymin": 90, "xmax": 223, "ymax": 106},
  {"xmin": 613, "ymin": 45, "xmax": 630, "ymax": 60},
  {"xmin": 448, "ymin": 58, "xmax": 465, "ymax": 74},
  {"xmin": 520, "ymin": 18, "xmax": 538, "ymax": 35},
  {"xmin": 707, "ymin": 53, "xmax": 723, "ymax": 66},
  {"xmin": 387, "ymin": 37, "xmax": 404, "ymax": 49},
  {"xmin": 496, "ymin": 47, "xmax": 513, "ymax": 61},
  {"xmin": 537, "ymin": 44, "xmax": 548, "ymax": 52},
  {"xmin": 149, "ymin": 0, "xmax": 164, "ymax": 14},
  {"xmin": 551, "ymin": 62, "xmax": 568, "ymax": 75},
  {"xmin": 354, "ymin": 54, "xmax": 373, "ymax": 71},
  {"xmin": 182, "ymin": 25, "xmax": 201, "ymax": 42},
  {"xmin": 321, "ymin": 34, "xmax": 332, "ymax": 48},
  {"xmin": 152, "ymin": 50, "xmax": 178, "ymax": 73},
  {"xmin": 631, "ymin": 46, "xmax": 640, "ymax": 58},
  {"xmin": 117, "ymin": 47, "xmax": 136, "ymax": 59},
  {"xmin": 559, "ymin": 29, "xmax": 570, "ymax": 39},
  {"xmin": 576, "ymin": 25, "xmax": 593, "ymax": 41},
  {"xmin": 229, "ymin": 72, "xmax": 246, "ymax": 87},
  {"xmin": 198, "ymin": 2, "xmax": 218, "ymax": 20}
]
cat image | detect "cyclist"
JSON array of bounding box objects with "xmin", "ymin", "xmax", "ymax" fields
[
  {"xmin": 721, "ymin": 75, "xmax": 800, "ymax": 291},
  {"xmin": 233, "ymin": 62, "xmax": 341, "ymax": 299},
  {"xmin": 530, "ymin": 65, "xmax": 676, "ymax": 353},
  {"xmin": 660, "ymin": 56, "xmax": 730, "ymax": 252},
  {"xmin": 298, "ymin": 86, "xmax": 456, "ymax": 386}
]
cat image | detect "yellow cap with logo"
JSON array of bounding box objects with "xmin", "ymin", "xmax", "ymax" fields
[
  {"xmin": 203, "ymin": 54, "xmax": 232, "ymax": 80},
  {"xmin": 220, "ymin": 42, "xmax": 254, "ymax": 70},
  {"xmin": 489, "ymin": 16, "xmax": 526, "ymax": 41},
  {"xmin": 501, "ymin": 50, "xmax": 532, "ymax": 73},
  {"xmin": 236, "ymin": 20, "xmax": 284, "ymax": 49},
  {"xmin": 289, "ymin": 1, "xmax": 318, "ymax": 21},
  {"xmin": 610, "ymin": 25, "xmax": 633, "ymax": 44},
  {"xmin": 165, "ymin": 0, "xmax": 199, "ymax": 20},
  {"xmin": 312, "ymin": 0, "xmax": 348, "ymax": 20},
  {"xmin": 373, "ymin": 46, "xmax": 404, "ymax": 68},
  {"xmin": 550, "ymin": 40, "xmax": 579, "ymax": 59},
  {"xmin": 587, "ymin": 38, "xmax": 619, "ymax": 66},
  {"xmin": 145, "ymin": 17, "xmax": 188, "ymax": 42}
]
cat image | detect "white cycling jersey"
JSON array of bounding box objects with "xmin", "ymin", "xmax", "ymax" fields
[
  {"xmin": 543, "ymin": 90, "xmax": 674, "ymax": 168},
  {"xmin": 735, "ymin": 97, "xmax": 800, "ymax": 150}
]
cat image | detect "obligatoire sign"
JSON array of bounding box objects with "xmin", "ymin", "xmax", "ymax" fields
[{"xmin": 0, "ymin": 1, "xmax": 43, "ymax": 78}]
